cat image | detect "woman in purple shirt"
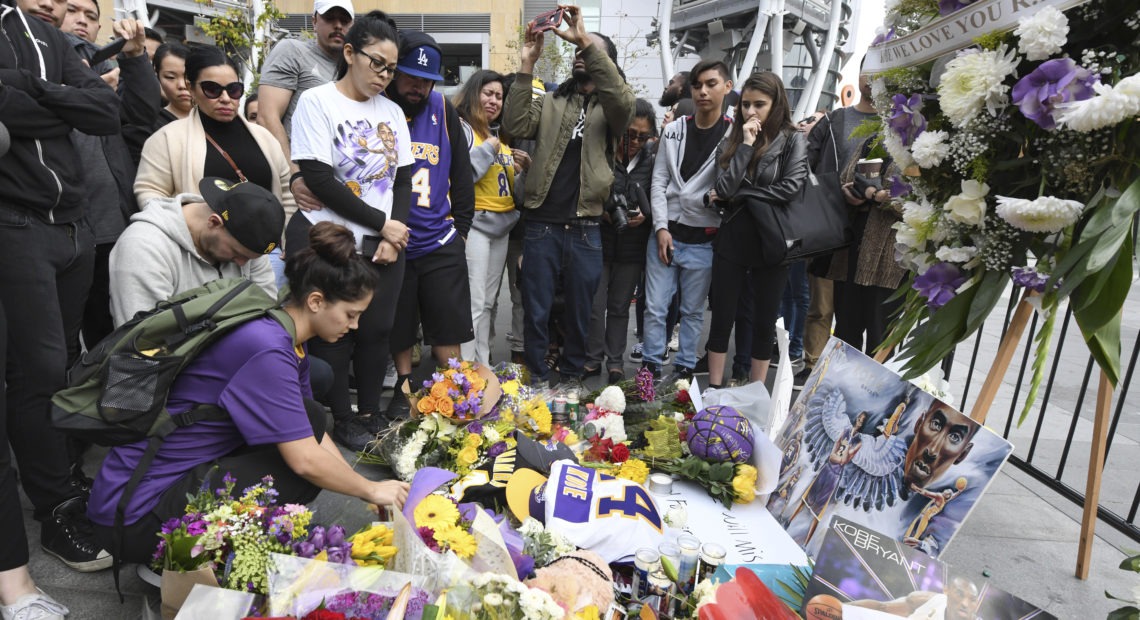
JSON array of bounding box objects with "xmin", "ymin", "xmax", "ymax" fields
[{"xmin": 88, "ymin": 222, "xmax": 409, "ymax": 563}]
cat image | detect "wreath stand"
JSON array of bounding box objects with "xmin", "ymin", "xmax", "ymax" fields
[{"xmin": 875, "ymin": 290, "xmax": 1111, "ymax": 580}]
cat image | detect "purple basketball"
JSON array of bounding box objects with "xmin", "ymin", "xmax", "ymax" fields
[{"xmin": 687, "ymin": 405, "xmax": 754, "ymax": 463}]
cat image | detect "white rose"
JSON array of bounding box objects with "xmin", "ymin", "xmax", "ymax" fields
[{"xmin": 944, "ymin": 180, "xmax": 990, "ymax": 227}]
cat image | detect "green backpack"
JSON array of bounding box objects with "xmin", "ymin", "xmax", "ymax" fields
[{"xmin": 50, "ymin": 277, "xmax": 294, "ymax": 592}]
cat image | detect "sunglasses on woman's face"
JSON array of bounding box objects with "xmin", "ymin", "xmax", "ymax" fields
[{"xmin": 198, "ymin": 80, "xmax": 244, "ymax": 100}]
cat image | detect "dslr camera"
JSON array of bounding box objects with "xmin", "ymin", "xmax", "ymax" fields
[{"xmin": 605, "ymin": 182, "xmax": 650, "ymax": 233}]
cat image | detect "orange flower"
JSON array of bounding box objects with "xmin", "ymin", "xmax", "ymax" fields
[
  {"xmin": 437, "ymin": 398, "xmax": 455, "ymax": 416},
  {"xmin": 430, "ymin": 382, "xmax": 450, "ymax": 400},
  {"xmin": 416, "ymin": 396, "xmax": 437, "ymax": 414}
]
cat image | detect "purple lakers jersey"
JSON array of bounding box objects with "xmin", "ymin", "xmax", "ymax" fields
[{"xmin": 405, "ymin": 90, "xmax": 456, "ymax": 260}]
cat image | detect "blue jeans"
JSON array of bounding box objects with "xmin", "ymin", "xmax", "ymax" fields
[
  {"xmin": 780, "ymin": 260, "xmax": 810, "ymax": 358},
  {"xmin": 643, "ymin": 235, "xmax": 712, "ymax": 369},
  {"xmin": 521, "ymin": 221, "xmax": 603, "ymax": 380}
]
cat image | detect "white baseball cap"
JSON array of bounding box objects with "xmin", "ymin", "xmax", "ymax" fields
[{"xmin": 313, "ymin": 0, "xmax": 354, "ymax": 17}]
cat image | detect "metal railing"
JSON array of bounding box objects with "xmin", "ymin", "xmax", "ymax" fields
[{"xmin": 938, "ymin": 287, "xmax": 1140, "ymax": 543}]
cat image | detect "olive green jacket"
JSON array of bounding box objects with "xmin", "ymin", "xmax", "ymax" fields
[{"xmin": 502, "ymin": 43, "xmax": 635, "ymax": 217}]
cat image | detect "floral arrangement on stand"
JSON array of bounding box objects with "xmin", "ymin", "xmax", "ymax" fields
[
  {"xmin": 153, "ymin": 474, "xmax": 313, "ymax": 595},
  {"xmin": 871, "ymin": 0, "xmax": 1139, "ymax": 421}
]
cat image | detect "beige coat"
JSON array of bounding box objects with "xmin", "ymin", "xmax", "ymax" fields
[{"xmin": 134, "ymin": 112, "xmax": 297, "ymax": 224}]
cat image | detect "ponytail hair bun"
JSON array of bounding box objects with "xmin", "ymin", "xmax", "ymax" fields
[
  {"xmin": 308, "ymin": 221, "xmax": 357, "ymax": 267},
  {"xmin": 284, "ymin": 222, "xmax": 380, "ymax": 304}
]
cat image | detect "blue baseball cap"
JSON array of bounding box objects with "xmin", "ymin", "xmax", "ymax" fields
[{"xmin": 397, "ymin": 31, "xmax": 444, "ymax": 81}]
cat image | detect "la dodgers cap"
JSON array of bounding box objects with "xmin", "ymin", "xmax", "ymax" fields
[{"xmin": 397, "ymin": 31, "xmax": 444, "ymax": 81}]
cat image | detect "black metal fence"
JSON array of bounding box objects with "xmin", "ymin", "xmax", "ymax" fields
[{"xmin": 938, "ymin": 287, "xmax": 1140, "ymax": 543}]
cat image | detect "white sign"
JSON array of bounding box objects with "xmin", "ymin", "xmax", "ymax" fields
[{"xmin": 864, "ymin": 0, "xmax": 1092, "ymax": 73}]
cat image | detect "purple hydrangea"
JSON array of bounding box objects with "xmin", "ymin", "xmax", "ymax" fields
[
  {"xmin": 1012, "ymin": 266, "xmax": 1052, "ymax": 292},
  {"xmin": 938, "ymin": 0, "xmax": 977, "ymax": 15},
  {"xmin": 1012, "ymin": 58, "xmax": 1099, "ymax": 130},
  {"xmin": 889, "ymin": 93, "xmax": 927, "ymax": 146},
  {"xmin": 913, "ymin": 262, "xmax": 967, "ymax": 309}
]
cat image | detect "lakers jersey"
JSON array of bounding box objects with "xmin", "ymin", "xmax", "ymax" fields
[{"xmin": 405, "ymin": 90, "xmax": 456, "ymax": 260}]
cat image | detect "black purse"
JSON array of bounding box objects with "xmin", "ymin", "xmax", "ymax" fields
[{"xmin": 747, "ymin": 122, "xmax": 851, "ymax": 267}]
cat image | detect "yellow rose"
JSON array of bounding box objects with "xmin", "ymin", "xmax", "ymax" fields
[
  {"xmin": 458, "ymin": 445, "xmax": 479, "ymax": 466},
  {"xmin": 465, "ymin": 433, "xmax": 483, "ymax": 448},
  {"xmin": 430, "ymin": 382, "xmax": 451, "ymax": 400},
  {"xmin": 732, "ymin": 465, "xmax": 758, "ymax": 503}
]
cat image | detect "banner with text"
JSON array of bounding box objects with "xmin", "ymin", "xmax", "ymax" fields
[{"xmin": 864, "ymin": 0, "xmax": 1092, "ymax": 73}]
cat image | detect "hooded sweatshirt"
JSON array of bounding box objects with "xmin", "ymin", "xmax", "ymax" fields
[
  {"xmin": 0, "ymin": 2, "xmax": 119, "ymax": 222},
  {"xmin": 108, "ymin": 193, "xmax": 277, "ymax": 326}
]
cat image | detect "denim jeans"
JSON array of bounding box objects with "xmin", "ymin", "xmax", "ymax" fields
[
  {"xmin": 780, "ymin": 260, "xmax": 810, "ymax": 359},
  {"xmin": 0, "ymin": 209, "xmax": 94, "ymax": 519},
  {"xmin": 586, "ymin": 261, "xmax": 642, "ymax": 371},
  {"xmin": 643, "ymin": 235, "xmax": 712, "ymax": 369},
  {"xmin": 521, "ymin": 221, "xmax": 603, "ymax": 380}
]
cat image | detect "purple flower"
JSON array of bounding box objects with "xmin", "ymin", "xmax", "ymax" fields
[
  {"xmin": 326, "ymin": 546, "xmax": 348, "ymax": 564},
  {"xmin": 1012, "ymin": 58, "xmax": 1099, "ymax": 130},
  {"xmin": 635, "ymin": 367, "xmax": 656, "ymax": 402},
  {"xmin": 432, "ymin": 371, "xmax": 446, "ymax": 383},
  {"xmin": 185, "ymin": 519, "xmax": 207, "ymax": 536},
  {"xmin": 467, "ymin": 421, "xmax": 483, "ymax": 434},
  {"xmin": 889, "ymin": 93, "xmax": 927, "ymax": 146},
  {"xmin": 327, "ymin": 525, "xmax": 346, "ymax": 547},
  {"xmin": 308, "ymin": 525, "xmax": 326, "ymax": 550},
  {"xmin": 871, "ymin": 26, "xmax": 896, "ymax": 47},
  {"xmin": 292, "ymin": 541, "xmax": 316, "ymax": 558},
  {"xmin": 913, "ymin": 262, "xmax": 967, "ymax": 309},
  {"xmin": 938, "ymin": 0, "xmax": 977, "ymax": 15},
  {"xmin": 1012, "ymin": 266, "xmax": 1052, "ymax": 292},
  {"xmin": 487, "ymin": 441, "xmax": 508, "ymax": 458},
  {"xmin": 448, "ymin": 358, "xmax": 462, "ymax": 370},
  {"xmin": 160, "ymin": 517, "xmax": 182, "ymax": 534},
  {"xmin": 889, "ymin": 174, "xmax": 913, "ymax": 198}
]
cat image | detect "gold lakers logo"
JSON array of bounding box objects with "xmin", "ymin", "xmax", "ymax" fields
[
  {"xmin": 213, "ymin": 179, "xmax": 236, "ymax": 191},
  {"xmin": 410, "ymin": 142, "xmax": 441, "ymax": 165},
  {"xmin": 264, "ymin": 242, "xmax": 277, "ymax": 253}
]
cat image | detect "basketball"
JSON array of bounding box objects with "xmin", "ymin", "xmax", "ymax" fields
[
  {"xmin": 804, "ymin": 594, "xmax": 843, "ymax": 620},
  {"xmin": 687, "ymin": 405, "xmax": 754, "ymax": 464}
]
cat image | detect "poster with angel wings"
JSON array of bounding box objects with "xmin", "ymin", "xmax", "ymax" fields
[{"xmin": 767, "ymin": 337, "xmax": 1013, "ymax": 559}]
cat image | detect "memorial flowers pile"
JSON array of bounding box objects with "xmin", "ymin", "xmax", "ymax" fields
[
  {"xmin": 436, "ymin": 572, "xmax": 565, "ymax": 620},
  {"xmin": 871, "ymin": 0, "xmax": 1140, "ymax": 421},
  {"xmin": 410, "ymin": 359, "xmax": 492, "ymax": 421},
  {"xmin": 153, "ymin": 474, "xmax": 313, "ymax": 595}
]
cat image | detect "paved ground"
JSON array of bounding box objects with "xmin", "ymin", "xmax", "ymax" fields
[{"xmin": 15, "ymin": 280, "xmax": 1140, "ymax": 619}]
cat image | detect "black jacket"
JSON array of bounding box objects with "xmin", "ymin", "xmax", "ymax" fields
[
  {"xmin": 602, "ymin": 141, "xmax": 655, "ymax": 264},
  {"xmin": 0, "ymin": 3, "xmax": 120, "ymax": 223}
]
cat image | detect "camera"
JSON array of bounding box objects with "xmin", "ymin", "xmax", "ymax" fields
[{"xmin": 605, "ymin": 182, "xmax": 650, "ymax": 233}]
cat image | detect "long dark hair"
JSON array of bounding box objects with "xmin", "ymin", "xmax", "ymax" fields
[
  {"xmin": 152, "ymin": 42, "xmax": 189, "ymax": 74},
  {"xmin": 553, "ymin": 32, "xmax": 623, "ymax": 99},
  {"xmin": 718, "ymin": 71, "xmax": 796, "ymax": 173},
  {"xmin": 285, "ymin": 222, "xmax": 379, "ymax": 305},
  {"xmin": 184, "ymin": 46, "xmax": 239, "ymax": 86},
  {"xmin": 453, "ymin": 70, "xmax": 506, "ymax": 140},
  {"xmin": 334, "ymin": 10, "xmax": 399, "ymax": 80}
]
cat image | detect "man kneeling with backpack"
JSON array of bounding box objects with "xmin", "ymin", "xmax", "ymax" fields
[{"xmin": 84, "ymin": 222, "xmax": 409, "ymax": 564}]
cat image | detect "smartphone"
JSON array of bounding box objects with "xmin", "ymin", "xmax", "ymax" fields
[
  {"xmin": 90, "ymin": 38, "xmax": 127, "ymax": 66},
  {"xmin": 362, "ymin": 234, "xmax": 381, "ymax": 258},
  {"xmin": 530, "ymin": 7, "xmax": 565, "ymax": 33},
  {"xmin": 665, "ymin": 246, "xmax": 674, "ymax": 266}
]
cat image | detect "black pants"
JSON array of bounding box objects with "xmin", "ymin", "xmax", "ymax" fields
[
  {"xmin": 287, "ymin": 214, "xmax": 403, "ymax": 418},
  {"xmin": 0, "ymin": 210, "xmax": 94, "ymax": 520},
  {"xmin": 0, "ymin": 300, "xmax": 31, "ymax": 571},
  {"xmin": 94, "ymin": 398, "xmax": 327, "ymax": 565},
  {"xmin": 833, "ymin": 212, "xmax": 900, "ymax": 354},
  {"xmin": 707, "ymin": 254, "xmax": 787, "ymax": 358},
  {"xmin": 82, "ymin": 242, "xmax": 115, "ymax": 349}
]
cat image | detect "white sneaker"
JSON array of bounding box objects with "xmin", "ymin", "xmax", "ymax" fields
[
  {"xmin": 382, "ymin": 362, "xmax": 398, "ymax": 389},
  {"xmin": 668, "ymin": 330, "xmax": 679, "ymax": 352},
  {"xmin": 1, "ymin": 589, "xmax": 69, "ymax": 620}
]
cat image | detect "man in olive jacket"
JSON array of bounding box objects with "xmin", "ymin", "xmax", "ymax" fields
[{"xmin": 502, "ymin": 5, "xmax": 634, "ymax": 385}]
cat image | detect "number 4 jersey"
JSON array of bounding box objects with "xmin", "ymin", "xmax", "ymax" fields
[{"xmin": 507, "ymin": 459, "xmax": 665, "ymax": 563}]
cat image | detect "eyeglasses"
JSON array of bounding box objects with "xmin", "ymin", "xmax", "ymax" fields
[
  {"xmin": 625, "ymin": 131, "xmax": 652, "ymax": 143},
  {"xmin": 198, "ymin": 80, "xmax": 244, "ymax": 100},
  {"xmin": 356, "ymin": 49, "xmax": 398, "ymax": 76}
]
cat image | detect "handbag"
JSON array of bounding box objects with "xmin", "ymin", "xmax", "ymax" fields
[{"xmin": 748, "ymin": 119, "xmax": 850, "ymax": 267}]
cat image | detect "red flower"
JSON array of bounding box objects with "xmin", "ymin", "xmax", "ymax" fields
[
  {"xmin": 303, "ymin": 611, "xmax": 347, "ymax": 620},
  {"xmin": 676, "ymin": 390, "xmax": 691, "ymax": 404},
  {"xmin": 611, "ymin": 444, "xmax": 630, "ymax": 463},
  {"xmin": 587, "ymin": 436, "xmax": 616, "ymax": 462}
]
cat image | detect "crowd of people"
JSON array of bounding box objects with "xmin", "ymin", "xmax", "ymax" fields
[{"xmin": 0, "ymin": 0, "xmax": 902, "ymax": 617}]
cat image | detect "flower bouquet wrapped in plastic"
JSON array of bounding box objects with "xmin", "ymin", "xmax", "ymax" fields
[{"xmin": 264, "ymin": 552, "xmax": 431, "ymax": 620}]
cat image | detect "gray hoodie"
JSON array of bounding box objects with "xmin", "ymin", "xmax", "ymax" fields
[{"xmin": 109, "ymin": 193, "xmax": 277, "ymax": 326}]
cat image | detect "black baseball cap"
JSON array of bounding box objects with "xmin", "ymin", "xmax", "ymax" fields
[{"xmin": 198, "ymin": 178, "xmax": 285, "ymax": 255}]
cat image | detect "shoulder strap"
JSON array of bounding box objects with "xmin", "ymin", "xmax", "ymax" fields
[{"xmin": 203, "ymin": 132, "xmax": 249, "ymax": 183}]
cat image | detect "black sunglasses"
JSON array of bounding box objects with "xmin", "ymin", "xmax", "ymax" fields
[
  {"xmin": 356, "ymin": 49, "xmax": 398, "ymax": 76},
  {"xmin": 626, "ymin": 131, "xmax": 652, "ymax": 143},
  {"xmin": 199, "ymin": 80, "xmax": 244, "ymax": 100}
]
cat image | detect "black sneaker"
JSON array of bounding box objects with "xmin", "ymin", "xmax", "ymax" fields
[
  {"xmin": 673, "ymin": 365, "xmax": 695, "ymax": 382},
  {"xmin": 641, "ymin": 361, "xmax": 662, "ymax": 380},
  {"xmin": 361, "ymin": 412, "xmax": 397, "ymax": 435},
  {"xmin": 607, "ymin": 370, "xmax": 625, "ymax": 385},
  {"xmin": 694, "ymin": 354, "xmax": 709, "ymax": 374},
  {"xmin": 793, "ymin": 366, "xmax": 813, "ymax": 389},
  {"xmin": 384, "ymin": 388, "xmax": 412, "ymax": 419},
  {"xmin": 69, "ymin": 463, "xmax": 92, "ymax": 497},
  {"xmin": 40, "ymin": 497, "xmax": 112, "ymax": 572},
  {"xmin": 732, "ymin": 369, "xmax": 749, "ymax": 386},
  {"xmin": 331, "ymin": 419, "xmax": 376, "ymax": 452}
]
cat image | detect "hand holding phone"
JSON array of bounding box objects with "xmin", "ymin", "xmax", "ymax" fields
[{"xmin": 530, "ymin": 7, "xmax": 565, "ymax": 33}]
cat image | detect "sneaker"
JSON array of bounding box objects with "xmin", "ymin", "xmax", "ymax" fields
[
  {"xmin": 385, "ymin": 389, "xmax": 412, "ymax": 420},
  {"xmin": 641, "ymin": 362, "xmax": 662, "ymax": 380},
  {"xmin": 40, "ymin": 497, "xmax": 112, "ymax": 573},
  {"xmin": 68, "ymin": 463, "xmax": 92, "ymax": 497},
  {"xmin": 668, "ymin": 330, "xmax": 679, "ymax": 352},
  {"xmin": 790, "ymin": 357, "xmax": 806, "ymax": 375},
  {"xmin": 361, "ymin": 412, "xmax": 396, "ymax": 435},
  {"xmin": 607, "ymin": 369, "xmax": 624, "ymax": 385},
  {"xmin": 511, "ymin": 350, "xmax": 526, "ymax": 365},
  {"xmin": 793, "ymin": 366, "xmax": 813, "ymax": 389},
  {"xmin": 0, "ymin": 589, "xmax": 69, "ymax": 620},
  {"xmin": 331, "ymin": 419, "xmax": 376, "ymax": 453},
  {"xmin": 672, "ymin": 366, "xmax": 694, "ymax": 383},
  {"xmin": 693, "ymin": 354, "xmax": 709, "ymax": 374},
  {"xmin": 382, "ymin": 362, "xmax": 398, "ymax": 389},
  {"xmin": 629, "ymin": 342, "xmax": 643, "ymax": 361},
  {"xmin": 732, "ymin": 370, "xmax": 749, "ymax": 386},
  {"xmin": 582, "ymin": 365, "xmax": 601, "ymax": 378},
  {"xmin": 411, "ymin": 342, "xmax": 422, "ymax": 367}
]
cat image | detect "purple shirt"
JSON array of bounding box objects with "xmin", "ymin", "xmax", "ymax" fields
[
  {"xmin": 405, "ymin": 90, "xmax": 456, "ymax": 259},
  {"xmin": 88, "ymin": 317, "xmax": 314, "ymax": 526}
]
